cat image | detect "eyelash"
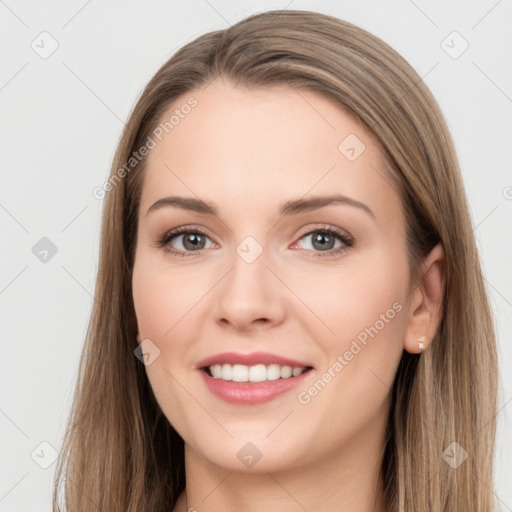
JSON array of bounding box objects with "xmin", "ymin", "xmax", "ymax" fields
[{"xmin": 154, "ymin": 224, "xmax": 354, "ymax": 258}]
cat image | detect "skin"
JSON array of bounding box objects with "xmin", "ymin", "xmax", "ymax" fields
[{"xmin": 131, "ymin": 78, "xmax": 445, "ymax": 512}]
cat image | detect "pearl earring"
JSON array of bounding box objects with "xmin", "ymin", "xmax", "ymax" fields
[{"xmin": 418, "ymin": 336, "xmax": 426, "ymax": 350}]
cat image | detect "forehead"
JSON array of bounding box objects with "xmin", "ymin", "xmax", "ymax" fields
[{"xmin": 139, "ymin": 79, "xmax": 401, "ymax": 223}]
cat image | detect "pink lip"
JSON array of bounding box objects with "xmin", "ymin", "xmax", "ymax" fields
[
  {"xmin": 195, "ymin": 351, "xmax": 314, "ymax": 405},
  {"xmin": 195, "ymin": 351, "xmax": 313, "ymax": 369},
  {"xmin": 198, "ymin": 367, "xmax": 313, "ymax": 405}
]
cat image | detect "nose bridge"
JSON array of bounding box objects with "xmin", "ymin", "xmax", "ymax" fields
[
  {"xmin": 225, "ymin": 233, "xmax": 270, "ymax": 301},
  {"xmin": 215, "ymin": 233, "xmax": 284, "ymax": 328}
]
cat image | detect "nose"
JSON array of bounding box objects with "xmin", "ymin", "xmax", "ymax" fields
[{"xmin": 214, "ymin": 245, "xmax": 286, "ymax": 332}]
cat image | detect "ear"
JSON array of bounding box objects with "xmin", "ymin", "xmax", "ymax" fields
[{"xmin": 404, "ymin": 242, "xmax": 446, "ymax": 354}]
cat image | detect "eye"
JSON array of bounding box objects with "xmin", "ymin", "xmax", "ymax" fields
[
  {"xmin": 154, "ymin": 224, "xmax": 354, "ymax": 258},
  {"xmin": 292, "ymin": 225, "xmax": 354, "ymax": 257},
  {"xmin": 155, "ymin": 226, "xmax": 215, "ymax": 257}
]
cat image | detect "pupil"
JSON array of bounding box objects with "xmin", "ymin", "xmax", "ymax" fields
[
  {"xmin": 313, "ymin": 232, "xmax": 334, "ymax": 251},
  {"xmin": 184, "ymin": 233, "xmax": 204, "ymax": 250}
]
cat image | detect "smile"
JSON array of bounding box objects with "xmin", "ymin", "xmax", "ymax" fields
[
  {"xmin": 206, "ymin": 363, "xmax": 309, "ymax": 382},
  {"xmin": 196, "ymin": 352, "xmax": 314, "ymax": 404}
]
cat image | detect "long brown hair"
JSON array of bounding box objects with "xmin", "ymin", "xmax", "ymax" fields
[{"xmin": 53, "ymin": 10, "xmax": 499, "ymax": 511}]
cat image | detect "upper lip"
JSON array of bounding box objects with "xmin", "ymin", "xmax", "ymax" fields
[{"xmin": 195, "ymin": 351, "xmax": 313, "ymax": 369}]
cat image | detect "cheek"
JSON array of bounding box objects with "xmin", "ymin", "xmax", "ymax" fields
[
  {"xmin": 291, "ymin": 256, "xmax": 407, "ymax": 445},
  {"xmin": 132, "ymin": 256, "xmax": 200, "ymax": 439},
  {"xmin": 288, "ymin": 251, "xmax": 407, "ymax": 343},
  {"xmin": 294, "ymin": 248, "xmax": 408, "ymax": 398},
  {"xmin": 132, "ymin": 254, "xmax": 202, "ymax": 340}
]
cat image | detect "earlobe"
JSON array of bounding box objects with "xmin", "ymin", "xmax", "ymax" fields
[
  {"xmin": 406, "ymin": 334, "xmax": 429, "ymax": 354},
  {"xmin": 403, "ymin": 242, "xmax": 446, "ymax": 354}
]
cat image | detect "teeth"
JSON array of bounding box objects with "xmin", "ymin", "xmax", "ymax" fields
[
  {"xmin": 280, "ymin": 366, "xmax": 292, "ymax": 378},
  {"xmin": 292, "ymin": 367, "xmax": 303, "ymax": 377},
  {"xmin": 249, "ymin": 364, "xmax": 267, "ymax": 382},
  {"xmin": 221, "ymin": 363, "xmax": 232, "ymax": 380},
  {"xmin": 210, "ymin": 364, "xmax": 223, "ymax": 379},
  {"xmin": 267, "ymin": 364, "xmax": 281, "ymax": 381},
  {"xmin": 207, "ymin": 363, "xmax": 308, "ymax": 382},
  {"xmin": 232, "ymin": 364, "xmax": 248, "ymax": 382}
]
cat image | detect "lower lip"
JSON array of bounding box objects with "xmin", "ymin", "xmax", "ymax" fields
[{"xmin": 199, "ymin": 369, "xmax": 313, "ymax": 405}]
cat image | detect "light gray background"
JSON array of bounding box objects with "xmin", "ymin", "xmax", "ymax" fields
[{"xmin": 1, "ymin": 1, "xmax": 511, "ymax": 510}]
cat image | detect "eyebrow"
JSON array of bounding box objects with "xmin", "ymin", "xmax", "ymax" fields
[{"xmin": 146, "ymin": 194, "xmax": 375, "ymax": 219}]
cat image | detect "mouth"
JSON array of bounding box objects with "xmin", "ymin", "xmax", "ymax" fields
[
  {"xmin": 202, "ymin": 363, "xmax": 313, "ymax": 382},
  {"xmin": 196, "ymin": 352, "xmax": 314, "ymax": 404}
]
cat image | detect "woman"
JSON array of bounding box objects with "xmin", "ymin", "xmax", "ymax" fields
[{"xmin": 53, "ymin": 9, "xmax": 499, "ymax": 511}]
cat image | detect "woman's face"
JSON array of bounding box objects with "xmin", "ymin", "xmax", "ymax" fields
[{"xmin": 132, "ymin": 79, "xmax": 413, "ymax": 472}]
